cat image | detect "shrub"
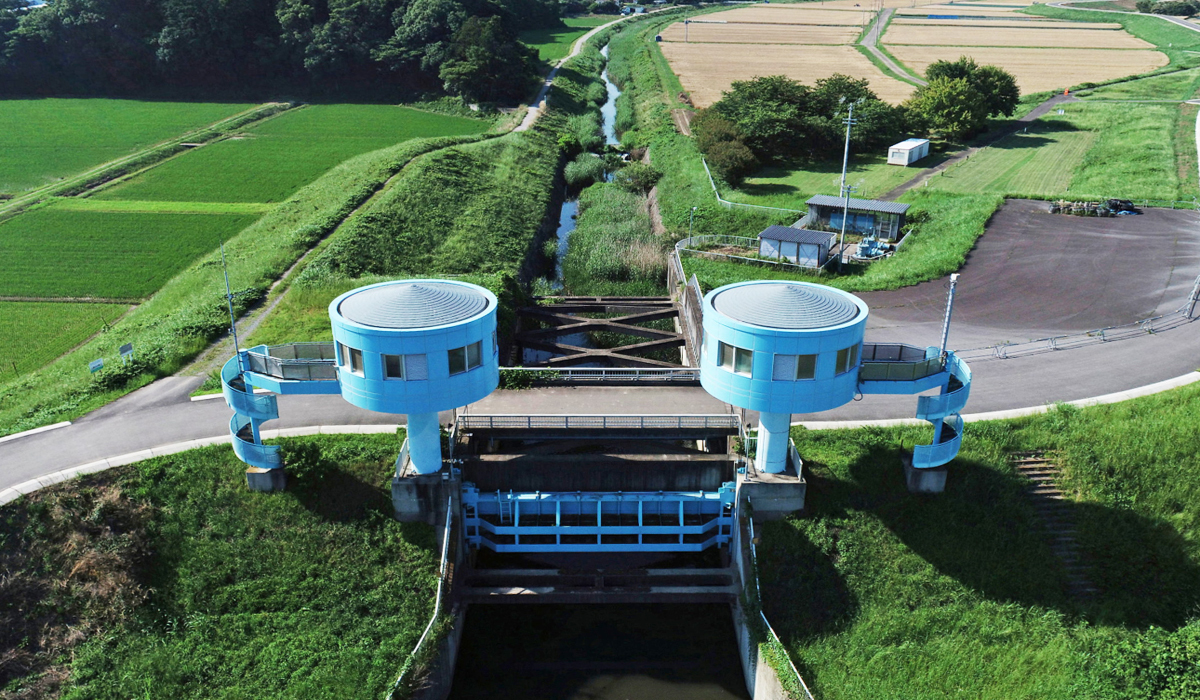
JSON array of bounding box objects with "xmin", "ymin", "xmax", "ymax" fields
[
  {"xmin": 613, "ymin": 162, "xmax": 662, "ymax": 193},
  {"xmin": 705, "ymin": 139, "xmax": 758, "ymax": 186},
  {"xmin": 565, "ymin": 153, "xmax": 607, "ymax": 186}
]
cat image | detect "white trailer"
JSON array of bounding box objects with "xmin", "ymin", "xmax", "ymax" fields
[{"xmin": 887, "ymin": 138, "xmax": 930, "ymax": 166}]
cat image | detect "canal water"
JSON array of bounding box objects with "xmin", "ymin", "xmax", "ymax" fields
[
  {"xmin": 522, "ymin": 44, "xmax": 622, "ymax": 365},
  {"xmin": 447, "ymin": 604, "xmax": 751, "ymax": 700}
]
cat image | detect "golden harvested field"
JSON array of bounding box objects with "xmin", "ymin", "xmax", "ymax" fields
[
  {"xmin": 659, "ymin": 23, "xmax": 862, "ymax": 45},
  {"xmin": 891, "ymin": 18, "xmax": 1123, "ymax": 29},
  {"xmin": 886, "ymin": 45, "xmax": 1170, "ymax": 92},
  {"xmin": 659, "ymin": 43, "xmax": 916, "ymax": 106},
  {"xmin": 896, "ymin": 6, "xmax": 1033, "ymax": 16},
  {"xmin": 816, "ymin": 0, "xmax": 931, "ymax": 9},
  {"xmin": 883, "ymin": 24, "xmax": 1154, "ymax": 48},
  {"xmin": 691, "ymin": 6, "xmax": 874, "ymax": 25}
]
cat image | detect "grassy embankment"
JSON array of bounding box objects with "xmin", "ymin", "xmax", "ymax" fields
[
  {"xmin": 0, "ymin": 99, "xmax": 253, "ymax": 195},
  {"xmin": 0, "ymin": 130, "xmax": 490, "ymax": 437},
  {"xmin": 520, "ymin": 15, "xmax": 613, "ymax": 63},
  {"xmin": 762, "ymin": 383, "xmax": 1200, "ymax": 699},
  {"xmin": 926, "ymin": 67, "xmax": 1200, "ymax": 201},
  {"xmin": 0, "ymin": 433, "xmax": 443, "ymax": 700}
]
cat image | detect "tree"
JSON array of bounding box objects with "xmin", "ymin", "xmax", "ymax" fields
[
  {"xmin": 691, "ymin": 109, "xmax": 743, "ymax": 153},
  {"xmin": 925, "ymin": 56, "xmax": 1019, "ymax": 118},
  {"xmin": 904, "ymin": 76, "xmax": 990, "ymax": 140},
  {"xmin": 439, "ymin": 15, "xmax": 539, "ymax": 103},
  {"xmin": 705, "ymin": 140, "xmax": 758, "ymax": 186},
  {"xmin": 712, "ymin": 75, "xmax": 811, "ymax": 160}
]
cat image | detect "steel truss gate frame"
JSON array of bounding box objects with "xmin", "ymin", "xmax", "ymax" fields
[{"xmin": 462, "ymin": 483, "xmax": 736, "ymax": 553}]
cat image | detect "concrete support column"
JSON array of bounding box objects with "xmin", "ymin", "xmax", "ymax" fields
[
  {"xmin": 406, "ymin": 411, "xmax": 443, "ymax": 475},
  {"xmin": 755, "ymin": 411, "xmax": 791, "ymax": 474}
]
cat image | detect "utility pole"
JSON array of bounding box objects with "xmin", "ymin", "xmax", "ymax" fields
[
  {"xmin": 940, "ymin": 273, "xmax": 959, "ymax": 360},
  {"xmin": 689, "ymin": 206, "xmax": 698, "ymax": 237},
  {"xmin": 837, "ymin": 102, "xmax": 858, "ymax": 273},
  {"xmin": 221, "ymin": 241, "xmax": 243, "ymax": 371}
]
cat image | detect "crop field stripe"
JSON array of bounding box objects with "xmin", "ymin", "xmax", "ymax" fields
[
  {"xmin": 884, "ymin": 45, "xmax": 1170, "ymax": 93},
  {"xmin": 0, "ymin": 209, "xmax": 260, "ymax": 299},
  {"xmin": 881, "ymin": 24, "xmax": 1155, "ymax": 48},
  {"xmin": 0, "ymin": 300, "xmax": 130, "ymax": 378},
  {"xmin": 48, "ymin": 198, "xmax": 274, "ymax": 215},
  {"xmin": 93, "ymin": 105, "xmax": 493, "ymax": 204},
  {"xmin": 659, "ymin": 42, "xmax": 916, "ymax": 106}
]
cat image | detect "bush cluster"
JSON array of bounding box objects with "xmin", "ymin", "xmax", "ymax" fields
[{"xmin": 1136, "ymin": 0, "xmax": 1199, "ymax": 13}]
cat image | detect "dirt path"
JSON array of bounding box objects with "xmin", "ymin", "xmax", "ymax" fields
[
  {"xmin": 516, "ymin": 8, "xmax": 676, "ymax": 133},
  {"xmin": 859, "ymin": 8, "xmax": 927, "ymax": 86}
]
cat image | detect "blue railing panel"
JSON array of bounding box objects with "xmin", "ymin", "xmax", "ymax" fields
[
  {"xmin": 221, "ymin": 355, "xmax": 279, "ymax": 421},
  {"xmin": 229, "ymin": 415, "xmax": 282, "ymax": 470},
  {"xmin": 916, "ymin": 354, "xmax": 972, "ymax": 420},
  {"xmin": 912, "ymin": 415, "xmax": 963, "ymax": 469}
]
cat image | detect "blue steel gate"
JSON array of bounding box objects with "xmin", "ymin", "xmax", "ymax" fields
[{"xmin": 461, "ymin": 484, "xmax": 736, "ymax": 553}]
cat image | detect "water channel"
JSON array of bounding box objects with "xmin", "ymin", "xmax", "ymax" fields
[
  {"xmin": 454, "ymin": 51, "xmax": 752, "ymax": 700},
  {"xmin": 522, "ymin": 44, "xmax": 622, "ymax": 365}
]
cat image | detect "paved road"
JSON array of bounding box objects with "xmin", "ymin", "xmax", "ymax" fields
[{"xmin": 859, "ymin": 8, "xmax": 927, "ymax": 86}]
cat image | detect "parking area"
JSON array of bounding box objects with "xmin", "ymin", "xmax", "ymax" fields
[{"xmin": 861, "ymin": 199, "xmax": 1200, "ymax": 336}]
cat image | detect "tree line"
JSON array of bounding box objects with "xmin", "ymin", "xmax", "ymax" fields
[
  {"xmin": 0, "ymin": 0, "xmax": 562, "ymax": 101},
  {"xmin": 693, "ymin": 57, "xmax": 1019, "ymax": 185}
]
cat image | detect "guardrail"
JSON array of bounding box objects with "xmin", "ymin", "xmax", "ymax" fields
[
  {"xmin": 954, "ymin": 302, "xmax": 1197, "ymax": 361},
  {"xmin": 456, "ymin": 414, "xmax": 741, "ymax": 430},
  {"xmin": 676, "ymin": 234, "xmax": 835, "ymax": 273},
  {"xmin": 500, "ymin": 367, "xmax": 700, "ymax": 382},
  {"xmin": 912, "ymin": 414, "xmax": 964, "ymax": 469},
  {"xmin": 244, "ymin": 343, "xmax": 338, "ymax": 381},
  {"xmin": 746, "ymin": 503, "xmax": 818, "ymax": 700},
  {"xmin": 859, "ymin": 343, "xmax": 944, "ymax": 382},
  {"xmin": 387, "ymin": 494, "xmax": 454, "ymax": 700}
]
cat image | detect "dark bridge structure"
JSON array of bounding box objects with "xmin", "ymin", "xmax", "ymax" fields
[{"xmin": 514, "ymin": 296, "xmax": 688, "ymax": 368}]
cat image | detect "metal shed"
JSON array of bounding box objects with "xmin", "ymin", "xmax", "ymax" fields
[
  {"xmin": 802, "ymin": 195, "xmax": 910, "ymax": 241},
  {"xmin": 757, "ymin": 225, "xmax": 835, "ymax": 267},
  {"xmin": 887, "ymin": 138, "xmax": 930, "ymax": 166}
]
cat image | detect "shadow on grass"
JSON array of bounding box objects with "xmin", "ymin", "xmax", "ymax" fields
[{"xmin": 839, "ymin": 444, "xmax": 1200, "ymax": 629}]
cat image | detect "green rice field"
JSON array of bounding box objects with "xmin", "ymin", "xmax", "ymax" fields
[
  {"xmin": 0, "ymin": 208, "xmax": 258, "ymax": 299},
  {"xmin": 0, "ymin": 99, "xmax": 253, "ymax": 194},
  {"xmin": 520, "ymin": 15, "xmax": 613, "ymax": 63},
  {"xmin": 726, "ymin": 153, "xmax": 947, "ymax": 211},
  {"xmin": 94, "ymin": 105, "xmax": 493, "ymax": 204},
  {"xmin": 0, "ymin": 301, "xmax": 128, "ymax": 377}
]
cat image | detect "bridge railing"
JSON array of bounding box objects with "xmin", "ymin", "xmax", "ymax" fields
[
  {"xmin": 500, "ymin": 367, "xmax": 700, "ymax": 383},
  {"xmin": 244, "ymin": 343, "xmax": 338, "ymax": 381},
  {"xmin": 456, "ymin": 414, "xmax": 741, "ymax": 431},
  {"xmin": 859, "ymin": 343, "xmax": 944, "ymax": 382}
]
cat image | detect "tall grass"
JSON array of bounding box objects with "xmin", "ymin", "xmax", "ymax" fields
[
  {"xmin": 762, "ymin": 384, "xmax": 1200, "ymax": 699},
  {"xmin": 0, "ymin": 434, "xmax": 438, "ymax": 699},
  {"xmin": 561, "ymin": 183, "xmax": 667, "ymax": 296}
]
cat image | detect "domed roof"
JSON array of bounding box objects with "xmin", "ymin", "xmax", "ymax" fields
[
  {"xmin": 337, "ymin": 281, "xmax": 490, "ymax": 329},
  {"xmin": 712, "ymin": 282, "xmax": 861, "ymax": 329}
]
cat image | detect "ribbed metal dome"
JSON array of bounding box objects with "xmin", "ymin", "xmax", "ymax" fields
[
  {"xmin": 337, "ymin": 282, "xmax": 490, "ymax": 329},
  {"xmin": 712, "ymin": 283, "xmax": 860, "ymax": 329}
]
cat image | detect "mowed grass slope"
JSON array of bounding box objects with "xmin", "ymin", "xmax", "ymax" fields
[
  {"xmin": 0, "ymin": 99, "xmax": 252, "ymax": 194},
  {"xmin": 521, "ymin": 16, "xmax": 612, "ymax": 62},
  {"xmin": 728, "ymin": 153, "xmax": 949, "ymax": 209},
  {"xmin": 928, "ymin": 124, "xmax": 1095, "ymax": 197},
  {"xmin": 0, "ymin": 208, "xmax": 257, "ymax": 299},
  {"xmin": 95, "ymin": 105, "xmax": 492, "ymax": 203},
  {"xmin": 0, "ymin": 301, "xmax": 128, "ymax": 377},
  {"xmin": 763, "ymin": 386, "xmax": 1200, "ymax": 699}
]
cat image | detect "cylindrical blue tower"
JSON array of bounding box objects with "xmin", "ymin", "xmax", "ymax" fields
[
  {"xmin": 329, "ymin": 280, "xmax": 499, "ymax": 474},
  {"xmin": 699, "ymin": 281, "xmax": 868, "ymax": 473}
]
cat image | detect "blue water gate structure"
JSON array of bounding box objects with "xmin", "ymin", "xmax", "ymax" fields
[
  {"xmin": 699, "ymin": 280, "xmax": 971, "ymax": 493},
  {"xmin": 221, "ymin": 279, "xmax": 499, "ymax": 490}
]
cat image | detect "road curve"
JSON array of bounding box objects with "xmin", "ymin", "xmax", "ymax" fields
[{"xmin": 859, "ymin": 8, "xmax": 927, "ymax": 86}]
